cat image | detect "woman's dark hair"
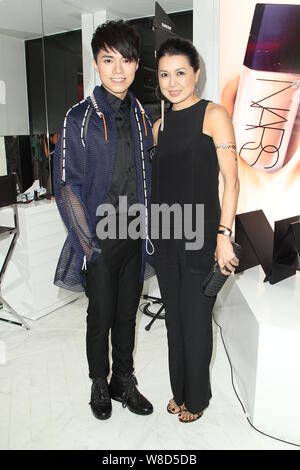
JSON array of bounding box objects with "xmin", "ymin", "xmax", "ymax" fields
[
  {"xmin": 156, "ymin": 37, "xmax": 200, "ymax": 72},
  {"xmin": 92, "ymin": 20, "xmax": 140, "ymax": 62}
]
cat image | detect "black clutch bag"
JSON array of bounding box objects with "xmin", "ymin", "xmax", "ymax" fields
[
  {"xmin": 202, "ymin": 242, "xmax": 242, "ymax": 297},
  {"xmin": 147, "ymin": 145, "xmax": 157, "ymax": 162}
]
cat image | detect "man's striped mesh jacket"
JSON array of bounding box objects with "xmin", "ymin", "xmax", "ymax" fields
[{"xmin": 53, "ymin": 85, "xmax": 154, "ymax": 292}]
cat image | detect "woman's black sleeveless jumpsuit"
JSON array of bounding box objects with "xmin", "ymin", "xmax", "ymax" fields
[{"xmin": 151, "ymin": 99, "xmax": 221, "ymax": 413}]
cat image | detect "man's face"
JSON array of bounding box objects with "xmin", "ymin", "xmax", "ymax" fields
[{"xmin": 94, "ymin": 47, "xmax": 139, "ymax": 99}]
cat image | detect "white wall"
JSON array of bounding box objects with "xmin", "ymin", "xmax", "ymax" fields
[
  {"xmin": 0, "ymin": 33, "xmax": 29, "ymax": 136},
  {"xmin": 193, "ymin": 0, "xmax": 220, "ymax": 102},
  {"xmin": 82, "ymin": 10, "xmax": 120, "ymax": 97}
]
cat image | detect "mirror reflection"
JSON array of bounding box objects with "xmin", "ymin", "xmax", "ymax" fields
[
  {"xmin": 0, "ymin": 0, "xmax": 43, "ymax": 198},
  {"xmin": 0, "ymin": 0, "xmax": 192, "ymax": 200},
  {"xmin": 0, "ymin": 0, "xmax": 83, "ymax": 199}
]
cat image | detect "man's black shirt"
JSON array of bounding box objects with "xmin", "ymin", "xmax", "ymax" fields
[{"xmin": 102, "ymin": 86, "xmax": 138, "ymax": 213}]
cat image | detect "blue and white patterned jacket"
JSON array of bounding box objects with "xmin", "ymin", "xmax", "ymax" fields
[{"xmin": 53, "ymin": 85, "xmax": 154, "ymax": 292}]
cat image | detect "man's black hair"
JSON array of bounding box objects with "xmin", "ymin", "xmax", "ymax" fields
[{"xmin": 91, "ymin": 20, "xmax": 140, "ymax": 62}]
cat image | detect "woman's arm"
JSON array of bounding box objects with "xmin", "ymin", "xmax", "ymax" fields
[{"xmin": 207, "ymin": 103, "xmax": 240, "ymax": 274}]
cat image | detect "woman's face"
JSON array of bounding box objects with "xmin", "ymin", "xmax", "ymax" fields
[{"xmin": 158, "ymin": 54, "xmax": 200, "ymax": 105}]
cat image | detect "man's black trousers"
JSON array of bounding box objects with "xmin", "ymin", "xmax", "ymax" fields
[{"xmin": 85, "ymin": 236, "xmax": 142, "ymax": 379}]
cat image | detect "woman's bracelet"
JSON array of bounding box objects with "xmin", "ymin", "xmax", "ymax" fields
[
  {"xmin": 217, "ymin": 229, "xmax": 232, "ymax": 237},
  {"xmin": 219, "ymin": 224, "xmax": 232, "ymax": 235}
]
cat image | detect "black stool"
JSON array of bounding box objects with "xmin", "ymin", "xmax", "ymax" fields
[{"xmin": 141, "ymin": 294, "xmax": 165, "ymax": 331}]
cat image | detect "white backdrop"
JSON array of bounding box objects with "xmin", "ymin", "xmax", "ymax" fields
[{"xmin": 219, "ymin": 0, "xmax": 300, "ymax": 226}]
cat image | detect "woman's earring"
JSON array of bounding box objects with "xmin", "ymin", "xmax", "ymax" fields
[
  {"xmin": 161, "ymin": 99, "xmax": 164, "ymax": 131},
  {"xmin": 155, "ymin": 86, "xmax": 165, "ymax": 131},
  {"xmin": 195, "ymin": 79, "xmax": 201, "ymax": 97}
]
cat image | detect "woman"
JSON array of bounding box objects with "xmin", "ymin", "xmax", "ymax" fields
[{"xmin": 151, "ymin": 38, "xmax": 240, "ymax": 423}]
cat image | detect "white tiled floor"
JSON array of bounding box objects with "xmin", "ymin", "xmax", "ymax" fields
[{"xmin": 0, "ymin": 297, "xmax": 297, "ymax": 450}]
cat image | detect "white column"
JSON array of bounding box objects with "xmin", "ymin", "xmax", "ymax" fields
[
  {"xmin": 0, "ymin": 340, "xmax": 5, "ymax": 365},
  {"xmin": 81, "ymin": 10, "xmax": 121, "ymax": 97},
  {"xmin": 193, "ymin": 0, "xmax": 220, "ymax": 102},
  {"xmin": 0, "ymin": 33, "xmax": 29, "ymax": 135},
  {"xmin": 0, "ymin": 79, "xmax": 5, "ymax": 104},
  {"xmin": 0, "ymin": 137, "xmax": 7, "ymax": 176}
]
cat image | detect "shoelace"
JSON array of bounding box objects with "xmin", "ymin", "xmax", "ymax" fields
[
  {"xmin": 92, "ymin": 380, "xmax": 110, "ymax": 405},
  {"xmin": 122, "ymin": 374, "xmax": 138, "ymax": 409}
]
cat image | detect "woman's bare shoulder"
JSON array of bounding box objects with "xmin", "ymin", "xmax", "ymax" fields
[
  {"xmin": 206, "ymin": 102, "xmax": 230, "ymax": 121},
  {"xmin": 153, "ymin": 118, "xmax": 162, "ymax": 132},
  {"xmin": 205, "ymin": 102, "xmax": 233, "ymax": 136},
  {"xmin": 153, "ymin": 118, "xmax": 162, "ymax": 145}
]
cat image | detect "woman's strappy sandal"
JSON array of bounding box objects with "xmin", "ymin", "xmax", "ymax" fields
[
  {"xmin": 167, "ymin": 398, "xmax": 186, "ymax": 415},
  {"xmin": 178, "ymin": 409, "xmax": 204, "ymax": 423}
]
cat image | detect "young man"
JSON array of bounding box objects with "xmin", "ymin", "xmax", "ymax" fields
[{"xmin": 53, "ymin": 20, "xmax": 154, "ymax": 420}]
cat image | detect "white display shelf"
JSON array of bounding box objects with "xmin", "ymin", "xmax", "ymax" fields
[
  {"xmin": 0, "ymin": 200, "xmax": 81, "ymax": 321},
  {"xmin": 215, "ymin": 266, "xmax": 300, "ymax": 444}
]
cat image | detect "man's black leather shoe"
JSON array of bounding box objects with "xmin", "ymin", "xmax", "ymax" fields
[
  {"xmin": 89, "ymin": 377, "xmax": 112, "ymax": 420},
  {"xmin": 109, "ymin": 373, "xmax": 153, "ymax": 415}
]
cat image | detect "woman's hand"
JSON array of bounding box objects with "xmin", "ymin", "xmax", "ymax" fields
[{"xmin": 214, "ymin": 235, "xmax": 239, "ymax": 275}]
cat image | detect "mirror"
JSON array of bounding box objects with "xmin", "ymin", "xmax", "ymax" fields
[
  {"xmin": 0, "ymin": 0, "xmax": 83, "ymax": 198},
  {"xmin": 37, "ymin": 0, "xmax": 83, "ymax": 196},
  {"xmin": 0, "ymin": 0, "xmax": 43, "ymax": 196},
  {"xmin": 0, "ymin": 0, "xmax": 192, "ymax": 198}
]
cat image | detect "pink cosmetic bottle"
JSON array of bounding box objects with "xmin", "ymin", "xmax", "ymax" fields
[{"xmin": 233, "ymin": 3, "xmax": 300, "ymax": 172}]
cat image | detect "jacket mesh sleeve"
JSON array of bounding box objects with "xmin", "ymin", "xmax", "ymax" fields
[{"xmin": 53, "ymin": 111, "xmax": 99, "ymax": 261}]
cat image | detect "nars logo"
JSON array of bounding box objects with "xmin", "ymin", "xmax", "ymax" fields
[{"xmin": 240, "ymin": 79, "xmax": 294, "ymax": 169}]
